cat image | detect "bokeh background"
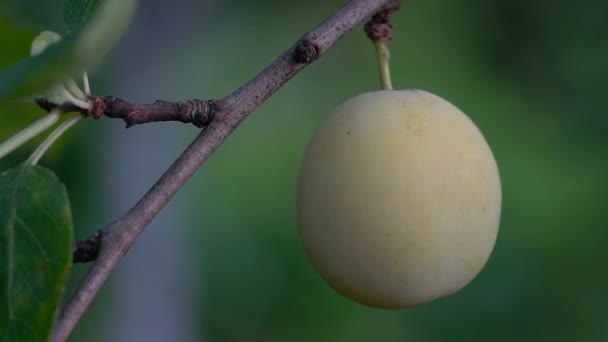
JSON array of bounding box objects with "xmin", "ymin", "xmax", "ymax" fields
[{"xmin": 1, "ymin": 0, "xmax": 607, "ymax": 341}]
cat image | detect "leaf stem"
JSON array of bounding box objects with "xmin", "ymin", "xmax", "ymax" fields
[
  {"xmin": 82, "ymin": 71, "xmax": 91, "ymax": 95},
  {"xmin": 64, "ymin": 79, "xmax": 87, "ymax": 102},
  {"xmin": 0, "ymin": 108, "xmax": 62, "ymax": 160},
  {"xmin": 26, "ymin": 114, "xmax": 85, "ymax": 166},
  {"xmin": 62, "ymin": 89, "xmax": 92, "ymax": 110},
  {"xmin": 373, "ymin": 38, "xmax": 393, "ymax": 90}
]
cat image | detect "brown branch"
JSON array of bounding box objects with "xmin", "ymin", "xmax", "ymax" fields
[
  {"xmin": 51, "ymin": 0, "xmax": 401, "ymax": 341},
  {"xmin": 87, "ymin": 96, "xmax": 213, "ymax": 128},
  {"xmin": 36, "ymin": 96, "xmax": 213, "ymax": 128}
]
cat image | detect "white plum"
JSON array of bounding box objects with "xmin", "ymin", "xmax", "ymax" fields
[{"xmin": 297, "ymin": 89, "xmax": 501, "ymax": 308}]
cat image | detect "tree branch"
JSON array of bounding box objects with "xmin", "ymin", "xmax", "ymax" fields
[
  {"xmin": 51, "ymin": 0, "xmax": 400, "ymax": 341},
  {"xmin": 36, "ymin": 96, "xmax": 213, "ymax": 128},
  {"xmin": 87, "ymin": 96, "xmax": 213, "ymax": 128}
]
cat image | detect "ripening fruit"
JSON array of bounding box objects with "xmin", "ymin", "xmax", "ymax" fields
[{"xmin": 297, "ymin": 89, "xmax": 501, "ymax": 308}]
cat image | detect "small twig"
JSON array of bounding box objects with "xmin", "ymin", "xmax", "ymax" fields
[
  {"xmin": 51, "ymin": 0, "xmax": 401, "ymax": 341},
  {"xmin": 35, "ymin": 96, "xmax": 213, "ymax": 128},
  {"xmin": 87, "ymin": 96, "xmax": 213, "ymax": 128},
  {"xmin": 73, "ymin": 231, "xmax": 102, "ymax": 263}
]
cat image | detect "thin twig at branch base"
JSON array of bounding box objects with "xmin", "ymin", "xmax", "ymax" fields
[
  {"xmin": 35, "ymin": 96, "xmax": 214, "ymax": 128},
  {"xmin": 87, "ymin": 96, "xmax": 213, "ymax": 128}
]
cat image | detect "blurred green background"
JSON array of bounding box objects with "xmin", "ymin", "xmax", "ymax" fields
[{"xmin": 1, "ymin": 0, "xmax": 607, "ymax": 341}]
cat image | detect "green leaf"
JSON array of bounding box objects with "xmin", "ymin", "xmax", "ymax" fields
[
  {"xmin": 0, "ymin": 0, "xmax": 59, "ymax": 30},
  {"xmin": 0, "ymin": 16, "xmax": 34, "ymax": 71},
  {"xmin": 64, "ymin": 0, "xmax": 101, "ymax": 30},
  {"xmin": 0, "ymin": 0, "xmax": 137, "ymax": 99},
  {"xmin": 0, "ymin": 165, "xmax": 73, "ymax": 341}
]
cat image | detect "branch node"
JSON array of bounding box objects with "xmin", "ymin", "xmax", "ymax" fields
[
  {"xmin": 73, "ymin": 230, "xmax": 102, "ymax": 263},
  {"xmin": 364, "ymin": 9, "xmax": 397, "ymax": 40},
  {"xmin": 177, "ymin": 99, "xmax": 212, "ymax": 128},
  {"xmin": 294, "ymin": 39, "xmax": 319, "ymax": 63},
  {"xmin": 88, "ymin": 96, "xmax": 107, "ymax": 119}
]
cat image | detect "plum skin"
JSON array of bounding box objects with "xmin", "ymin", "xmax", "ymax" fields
[{"xmin": 296, "ymin": 89, "xmax": 502, "ymax": 308}]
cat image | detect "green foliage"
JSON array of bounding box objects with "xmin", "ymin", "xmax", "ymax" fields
[
  {"xmin": 0, "ymin": 2, "xmax": 137, "ymax": 338},
  {"xmin": 0, "ymin": 0, "xmax": 137, "ymax": 99},
  {"xmin": 0, "ymin": 32, "xmax": 79, "ymax": 98},
  {"xmin": 0, "ymin": 165, "xmax": 73, "ymax": 341},
  {"xmin": 64, "ymin": 0, "xmax": 101, "ymax": 30},
  {"xmin": 0, "ymin": 0, "xmax": 61, "ymax": 30},
  {"xmin": 0, "ymin": 18, "xmax": 33, "ymax": 71}
]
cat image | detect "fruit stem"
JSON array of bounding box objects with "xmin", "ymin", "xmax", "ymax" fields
[
  {"xmin": 26, "ymin": 114, "xmax": 85, "ymax": 166},
  {"xmin": 373, "ymin": 38, "xmax": 393, "ymax": 90}
]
